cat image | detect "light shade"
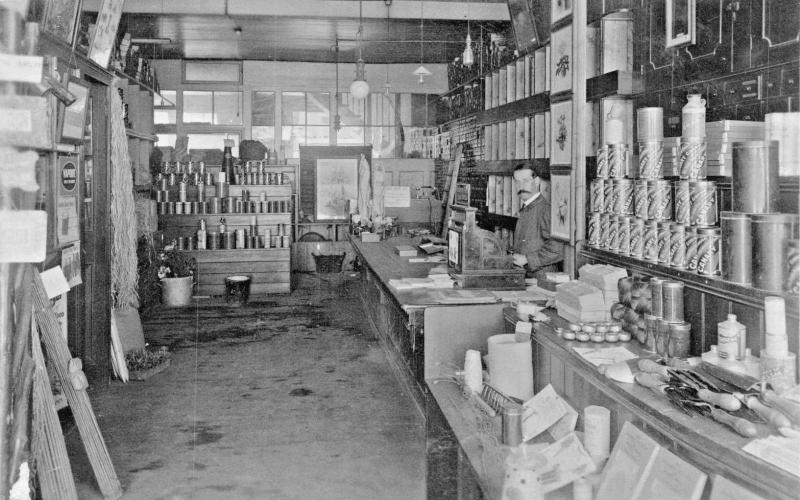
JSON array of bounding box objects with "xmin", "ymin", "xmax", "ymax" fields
[
  {"xmin": 462, "ymin": 32, "xmax": 474, "ymax": 67},
  {"xmin": 350, "ymin": 58, "xmax": 370, "ymax": 99},
  {"xmin": 413, "ymin": 65, "xmax": 432, "ymax": 84}
]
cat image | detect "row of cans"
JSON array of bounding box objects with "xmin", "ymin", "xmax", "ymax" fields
[
  {"xmin": 158, "ymin": 161, "xmax": 207, "ymax": 175},
  {"xmin": 589, "ymin": 178, "xmax": 718, "ymax": 227},
  {"xmin": 587, "ymin": 213, "xmax": 721, "ymax": 275},
  {"xmin": 156, "ymin": 184, "xmax": 278, "ymax": 203},
  {"xmin": 156, "ymin": 172, "xmax": 216, "ymax": 189},
  {"xmin": 230, "ymin": 171, "xmax": 288, "ymax": 186},
  {"xmin": 156, "ymin": 198, "xmax": 291, "ymax": 215},
  {"xmin": 177, "ymin": 231, "xmax": 292, "ymax": 251},
  {"xmin": 596, "ymin": 138, "xmax": 707, "ymax": 181}
]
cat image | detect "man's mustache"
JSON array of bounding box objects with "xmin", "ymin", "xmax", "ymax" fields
[{"xmin": 517, "ymin": 189, "xmax": 532, "ymax": 195}]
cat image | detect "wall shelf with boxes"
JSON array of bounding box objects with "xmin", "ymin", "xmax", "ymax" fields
[{"xmin": 153, "ymin": 161, "xmax": 297, "ymax": 295}]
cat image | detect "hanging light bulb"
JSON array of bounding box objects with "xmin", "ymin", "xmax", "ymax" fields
[
  {"xmin": 412, "ymin": 1, "xmax": 432, "ymax": 84},
  {"xmin": 350, "ymin": 1, "xmax": 370, "ymax": 100},
  {"xmin": 462, "ymin": 31, "xmax": 474, "ymax": 67}
]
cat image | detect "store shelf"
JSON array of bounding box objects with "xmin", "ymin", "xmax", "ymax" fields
[
  {"xmin": 475, "ymin": 92, "xmax": 550, "ymax": 126},
  {"xmin": 581, "ymin": 246, "xmax": 799, "ymax": 316},
  {"xmin": 113, "ymin": 69, "xmax": 173, "ymax": 105}
]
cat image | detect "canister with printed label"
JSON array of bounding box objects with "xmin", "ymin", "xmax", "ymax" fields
[
  {"xmin": 613, "ymin": 178, "xmax": 635, "ymax": 215},
  {"xmin": 629, "ymin": 218, "xmax": 645, "ymax": 259},
  {"xmin": 647, "ymin": 180, "xmax": 672, "ymax": 221},
  {"xmin": 607, "ymin": 215, "xmax": 619, "ymax": 251},
  {"xmin": 634, "ymin": 180, "xmax": 648, "ymax": 220},
  {"xmin": 669, "ymin": 223, "xmax": 687, "ymax": 269},
  {"xmin": 674, "ymin": 180, "xmax": 691, "ymax": 225},
  {"xmin": 661, "ymin": 281, "xmax": 684, "ymax": 322},
  {"xmin": 588, "ymin": 212, "xmax": 601, "ymax": 247},
  {"xmin": 608, "ymin": 144, "xmax": 630, "ymax": 179},
  {"xmin": 685, "ymin": 226, "xmax": 699, "ymax": 272},
  {"xmin": 657, "ymin": 221, "xmax": 671, "ymax": 264},
  {"xmin": 603, "ymin": 179, "xmax": 614, "ymax": 214},
  {"xmin": 638, "ymin": 141, "xmax": 664, "ymax": 180},
  {"xmin": 618, "ymin": 216, "xmax": 632, "ymax": 255},
  {"xmin": 596, "ymin": 146, "xmax": 610, "ymax": 178},
  {"xmin": 643, "ymin": 220, "xmax": 659, "ymax": 262},
  {"xmin": 590, "ymin": 179, "xmax": 605, "ymax": 213},
  {"xmin": 695, "ymin": 227, "xmax": 721, "ymax": 276},
  {"xmin": 599, "ymin": 214, "xmax": 611, "ymax": 248},
  {"xmin": 689, "ymin": 181, "xmax": 717, "ymax": 227}
]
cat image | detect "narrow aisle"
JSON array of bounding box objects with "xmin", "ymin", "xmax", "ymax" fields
[{"xmin": 72, "ymin": 274, "xmax": 426, "ymax": 500}]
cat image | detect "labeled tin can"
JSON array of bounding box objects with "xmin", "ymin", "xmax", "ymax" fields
[
  {"xmin": 613, "ymin": 178, "xmax": 635, "ymax": 215},
  {"xmin": 590, "ymin": 179, "xmax": 605, "ymax": 213},
  {"xmin": 649, "ymin": 278, "xmax": 664, "ymax": 319},
  {"xmin": 655, "ymin": 319, "xmax": 671, "ymax": 357},
  {"xmin": 674, "ymin": 180, "xmax": 691, "ymax": 225},
  {"xmin": 608, "ymin": 144, "xmax": 629, "ymax": 178},
  {"xmin": 634, "ymin": 180, "xmax": 648, "ymax": 219},
  {"xmin": 689, "ymin": 181, "xmax": 718, "ymax": 227},
  {"xmin": 720, "ymin": 212, "xmax": 751, "ymax": 285},
  {"xmin": 607, "ymin": 215, "xmax": 619, "ymax": 251},
  {"xmin": 216, "ymin": 181, "xmax": 229, "ymax": 198},
  {"xmin": 222, "ymin": 231, "xmax": 235, "ymax": 250},
  {"xmin": 603, "ymin": 179, "xmax": 615, "ymax": 214},
  {"xmin": 209, "ymin": 197, "xmax": 220, "ymax": 214},
  {"xmin": 197, "ymin": 182, "xmax": 206, "ymax": 201},
  {"xmin": 752, "ymin": 213, "xmax": 799, "ymax": 291},
  {"xmin": 695, "ymin": 227, "xmax": 721, "ymax": 276},
  {"xmin": 588, "ymin": 212, "xmax": 602, "ymax": 247},
  {"xmin": 249, "ymin": 235, "xmax": 259, "ymax": 249},
  {"xmin": 647, "ymin": 180, "xmax": 672, "ymax": 221},
  {"xmin": 185, "ymin": 236, "xmax": 195, "ymax": 251},
  {"xmin": 638, "ymin": 141, "xmax": 664, "ymax": 180},
  {"xmin": 643, "ymin": 220, "xmax": 659, "ymax": 262},
  {"xmin": 732, "ymin": 140, "xmax": 780, "ymax": 214},
  {"xmin": 174, "ymin": 201, "xmax": 184, "ymax": 215},
  {"xmin": 669, "ymin": 223, "xmax": 687, "ymax": 269},
  {"xmin": 618, "ymin": 216, "xmax": 632, "ymax": 255},
  {"xmin": 685, "ymin": 226, "xmax": 699, "ymax": 271},
  {"xmin": 178, "ymin": 182, "xmax": 188, "ymax": 202},
  {"xmin": 596, "ymin": 146, "xmax": 610, "ymax": 178},
  {"xmin": 661, "ymin": 281, "xmax": 684, "ymax": 322},
  {"xmin": 643, "ymin": 314, "xmax": 659, "ymax": 351},
  {"xmin": 629, "ymin": 218, "xmax": 645, "ymax": 259},
  {"xmin": 657, "ymin": 221, "xmax": 671, "ymax": 264},
  {"xmin": 678, "ymin": 139, "xmax": 707, "ymax": 180},
  {"xmin": 599, "ymin": 214, "xmax": 611, "ymax": 248},
  {"xmin": 235, "ymin": 229, "xmax": 246, "ymax": 249},
  {"xmin": 786, "ymin": 239, "xmax": 799, "ymax": 294},
  {"xmin": 668, "ymin": 322, "xmax": 692, "ymax": 358}
]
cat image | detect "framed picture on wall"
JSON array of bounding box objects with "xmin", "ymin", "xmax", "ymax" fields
[
  {"xmin": 550, "ymin": 24, "xmax": 572, "ymax": 95},
  {"xmin": 42, "ymin": 0, "xmax": 83, "ymax": 47},
  {"xmin": 549, "ymin": 99, "xmax": 572, "ymax": 165},
  {"xmin": 315, "ymin": 158, "xmax": 359, "ymax": 221},
  {"xmin": 58, "ymin": 77, "xmax": 90, "ymax": 143},
  {"xmin": 549, "ymin": 167, "xmax": 571, "ymax": 242},
  {"xmin": 665, "ymin": 0, "xmax": 696, "ymax": 48}
]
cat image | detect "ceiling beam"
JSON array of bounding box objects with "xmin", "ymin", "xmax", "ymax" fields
[{"xmin": 81, "ymin": 0, "xmax": 510, "ymax": 21}]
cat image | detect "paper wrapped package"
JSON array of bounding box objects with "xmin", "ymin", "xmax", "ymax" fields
[{"xmin": 487, "ymin": 334, "xmax": 534, "ymax": 401}]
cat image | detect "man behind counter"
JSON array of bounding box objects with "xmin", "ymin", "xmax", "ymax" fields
[{"xmin": 511, "ymin": 163, "xmax": 565, "ymax": 278}]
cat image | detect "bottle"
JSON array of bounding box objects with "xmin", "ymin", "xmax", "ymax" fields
[
  {"xmin": 701, "ymin": 345, "xmax": 720, "ymax": 364},
  {"xmin": 196, "ymin": 219, "xmax": 207, "ymax": 250},
  {"xmin": 222, "ymin": 139, "xmax": 235, "ymax": 183},
  {"xmin": 718, "ymin": 314, "xmax": 744, "ymax": 360},
  {"xmin": 681, "ymin": 94, "xmax": 706, "ymax": 140},
  {"xmin": 219, "ymin": 217, "xmax": 226, "ymax": 234}
]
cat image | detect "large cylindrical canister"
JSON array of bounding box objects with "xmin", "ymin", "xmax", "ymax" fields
[
  {"xmin": 207, "ymin": 232, "xmax": 220, "ymax": 250},
  {"xmin": 649, "ymin": 278, "xmax": 665, "ymax": 318},
  {"xmin": 732, "ymin": 141, "xmax": 780, "ymax": 214},
  {"xmin": 786, "ymin": 239, "xmax": 799, "ymax": 295},
  {"xmin": 607, "ymin": 216, "xmax": 620, "ymax": 252},
  {"xmin": 669, "ymin": 223, "xmax": 686, "ymax": 269},
  {"xmin": 613, "ymin": 179, "xmax": 635, "ymax": 215},
  {"xmin": 216, "ymin": 181, "xmax": 229, "ymax": 198},
  {"xmin": 608, "ymin": 144, "xmax": 630, "ymax": 179},
  {"xmin": 752, "ymin": 213, "xmax": 799, "ymax": 291},
  {"xmin": 629, "ymin": 218, "xmax": 645, "ymax": 259},
  {"xmin": 634, "ymin": 180, "xmax": 648, "ymax": 219},
  {"xmin": 643, "ymin": 220, "xmax": 659, "ymax": 262},
  {"xmin": 596, "ymin": 146, "xmax": 609, "ymax": 178},
  {"xmin": 638, "ymin": 141, "xmax": 664, "ymax": 180},
  {"xmin": 689, "ymin": 180, "xmax": 717, "ymax": 227},
  {"xmin": 695, "ymin": 227, "xmax": 721, "ymax": 276},
  {"xmin": 647, "ymin": 180, "xmax": 672, "ymax": 221},
  {"xmin": 222, "ymin": 231, "xmax": 235, "ymax": 250},
  {"xmin": 588, "ymin": 212, "xmax": 601, "ymax": 247},
  {"xmin": 657, "ymin": 221, "xmax": 671, "ymax": 264},
  {"xmin": 637, "ymin": 107, "xmax": 664, "ymax": 142},
  {"xmin": 599, "ymin": 214, "xmax": 611, "ymax": 249},
  {"xmin": 674, "ymin": 180, "xmax": 691, "ymax": 224},
  {"xmin": 590, "ymin": 179, "xmax": 605, "ymax": 213},
  {"xmin": 618, "ymin": 216, "xmax": 632, "ymax": 255},
  {"xmin": 678, "ymin": 139, "xmax": 707, "ymax": 180},
  {"xmin": 668, "ymin": 322, "xmax": 692, "ymax": 358},
  {"xmin": 603, "ymin": 179, "xmax": 614, "ymax": 214},
  {"xmin": 721, "ymin": 212, "xmax": 752, "ymax": 285},
  {"xmin": 661, "ymin": 281, "xmax": 684, "ymax": 322}
]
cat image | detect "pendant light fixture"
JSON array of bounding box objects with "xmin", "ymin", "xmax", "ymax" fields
[
  {"xmin": 462, "ymin": 5, "xmax": 474, "ymax": 67},
  {"xmin": 413, "ymin": 1, "xmax": 431, "ymax": 84},
  {"xmin": 349, "ymin": 1, "xmax": 370, "ymax": 100},
  {"xmin": 383, "ymin": 0, "xmax": 392, "ymax": 95}
]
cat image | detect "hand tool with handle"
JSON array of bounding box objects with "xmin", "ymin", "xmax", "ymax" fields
[
  {"xmin": 761, "ymin": 391, "xmax": 800, "ymax": 426},
  {"xmin": 705, "ymin": 406, "xmax": 758, "ymax": 438},
  {"xmin": 638, "ymin": 359, "xmax": 670, "ymax": 379},
  {"xmin": 746, "ymin": 396, "xmax": 792, "ymax": 429}
]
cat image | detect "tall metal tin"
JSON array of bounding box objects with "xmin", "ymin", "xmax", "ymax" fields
[
  {"xmin": 720, "ymin": 212, "xmax": 752, "ymax": 285},
  {"xmin": 588, "ymin": 212, "xmax": 602, "ymax": 247},
  {"xmin": 647, "ymin": 180, "xmax": 672, "ymax": 221},
  {"xmin": 695, "ymin": 227, "xmax": 721, "ymax": 276},
  {"xmin": 674, "ymin": 180, "xmax": 691, "ymax": 224},
  {"xmin": 638, "ymin": 141, "xmax": 664, "ymax": 180},
  {"xmin": 629, "ymin": 218, "xmax": 645, "ymax": 259},
  {"xmin": 634, "ymin": 180, "xmax": 648, "ymax": 219},
  {"xmin": 599, "ymin": 214, "xmax": 611, "ymax": 248},
  {"xmin": 661, "ymin": 281, "xmax": 685, "ymax": 322},
  {"xmin": 649, "ymin": 277, "xmax": 665, "ymax": 318},
  {"xmin": 689, "ymin": 181, "xmax": 718, "ymax": 227},
  {"xmin": 669, "ymin": 223, "xmax": 687, "ymax": 269},
  {"xmin": 732, "ymin": 140, "xmax": 780, "ymax": 214},
  {"xmin": 603, "ymin": 179, "xmax": 615, "ymax": 213},
  {"xmin": 685, "ymin": 226, "xmax": 699, "ymax": 272},
  {"xmin": 608, "ymin": 144, "xmax": 630, "ymax": 179},
  {"xmin": 590, "ymin": 179, "xmax": 605, "ymax": 213},
  {"xmin": 643, "ymin": 220, "xmax": 660, "ymax": 262},
  {"xmin": 752, "ymin": 213, "xmax": 799, "ymax": 291},
  {"xmin": 613, "ymin": 178, "xmax": 635, "ymax": 215},
  {"xmin": 597, "ymin": 146, "xmax": 610, "ymax": 178},
  {"xmin": 618, "ymin": 215, "xmax": 632, "ymax": 255},
  {"xmin": 657, "ymin": 221, "xmax": 671, "ymax": 264},
  {"xmin": 678, "ymin": 139, "xmax": 707, "ymax": 180},
  {"xmin": 607, "ymin": 215, "xmax": 619, "ymax": 251}
]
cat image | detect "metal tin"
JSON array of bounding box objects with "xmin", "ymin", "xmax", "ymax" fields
[
  {"xmin": 235, "ymin": 229, "xmax": 246, "ymax": 249},
  {"xmin": 720, "ymin": 212, "xmax": 752, "ymax": 285},
  {"xmin": 608, "ymin": 144, "xmax": 630, "ymax": 178},
  {"xmin": 209, "ymin": 197, "xmax": 220, "ymax": 214},
  {"xmin": 650, "ymin": 278, "xmax": 665, "ymax": 318},
  {"xmin": 655, "ymin": 319, "xmax": 671, "ymax": 357},
  {"xmin": 634, "ymin": 180, "xmax": 648, "ymax": 219},
  {"xmin": 695, "ymin": 227, "xmax": 721, "ymax": 276},
  {"xmin": 612, "ymin": 178, "xmax": 635, "ymax": 215},
  {"xmin": 638, "ymin": 141, "xmax": 664, "ymax": 180},
  {"xmin": 603, "ymin": 179, "xmax": 614, "ymax": 214},
  {"xmin": 732, "ymin": 140, "xmax": 780, "ymax": 214},
  {"xmin": 678, "ymin": 139, "xmax": 707, "ymax": 180},
  {"xmin": 599, "ymin": 214, "xmax": 611, "ymax": 248},
  {"xmin": 225, "ymin": 197, "xmax": 236, "ymax": 214},
  {"xmin": 669, "ymin": 223, "xmax": 687, "ymax": 269},
  {"xmin": 155, "ymin": 190, "xmax": 168, "ymax": 202},
  {"xmin": 657, "ymin": 221, "xmax": 671, "ymax": 264},
  {"xmin": 643, "ymin": 220, "xmax": 659, "ymax": 262},
  {"xmin": 208, "ymin": 232, "xmax": 220, "ymax": 250},
  {"xmin": 222, "ymin": 231, "xmax": 235, "ymax": 250},
  {"xmin": 643, "ymin": 314, "xmax": 659, "ymax": 351},
  {"xmin": 674, "ymin": 180, "xmax": 691, "ymax": 225},
  {"xmin": 689, "ymin": 181, "xmax": 718, "ymax": 227},
  {"xmin": 618, "ymin": 216, "xmax": 632, "ymax": 255},
  {"xmin": 198, "ymin": 201, "xmax": 208, "ymax": 214},
  {"xmin": 596, "ymin": 146, "xmax": 609, "ymax": 178},
  {"xmin": 156, "ymin": 202, "xmax": 167, "ymax": 214},
  {"xmin": 661, "ymin": 281, "xmax": 684, "ymax": 322},
  {"xmin": 216, "ymin": 181, "xmax": 229, "ymax": 198},
  {"xmin": 164, "ymin": 202, "xmax": 174, "ymax": 215},
  {"xmin": 588, "ymin": 212, "xmax": 602, "ymax": 247},
  {"xmin": 637, "ymin": 107, "xmax": 664, "ymax": 142},
  {"xmin": 235, "ymin": 199, "xmax": 243, "ymax": 214},
  {"xmin": 685, "ymin": 226, "xmax": 699, "ymax": 271},
  {"xmin": 668, "ymin": 322, "xmax": 692, "ymax": 358},
  {"xmin": 174, "ymin": 201, "xmax": 184, "ymax": 215},
  {"xmin": 786, "ymin": 239, "xmax": 799, "ymax": 295},
  {"xmin": 607, "ymin": 215, "xmax": 620, "ymax": 251},
  {"xmin": 629, "ymin": 218, "xmax": 645, "ymax": 259},
  {"xmin": 196, "ymin": 182, "xmax": 206, "ymax": 201},
  {"xmin": 502, "ymin": 404, "xmax": 524, "ymax": 446},
  {"xmin": 752, "ymin": 213, "xmax": 799, "ymax": 291},
  {"xmin": 178, "ymin": 182, "xmax": 187, "ymax": 202},
  {"xmin": 647, "ymin": 180, "xmax": 672, "ymax": 221},
  {"xmin": 590, "ymin": 179, "xmax": 605, "ymax": 213}
]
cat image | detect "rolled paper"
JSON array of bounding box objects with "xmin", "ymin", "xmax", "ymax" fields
[
  {"xmin": 487, "ymin": 334, "xmax": 534, "ymax": 401},
  {"xmin": 583, "ymin": 405, "xmax": 611, "ymax": 461},
  {"xmin": 463, "ymin": 350, "xmax": 483, "ymax": 393}
]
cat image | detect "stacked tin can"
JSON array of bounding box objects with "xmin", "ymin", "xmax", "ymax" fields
[
  {"xmin": 588, "ymin": 130, "xmax": 635, "ymax": 253},
  {"xmin": 191, "ymin": 218, "xmax": 291, "ymax": 250},
  {"xmin": 233, "ymin": 161, "xmax": 289, "ymax": 186}
]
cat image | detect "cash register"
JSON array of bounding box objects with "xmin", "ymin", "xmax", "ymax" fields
[{"xmin": 446, "ymin": 205, "xmax": 526, "ymax": 290}]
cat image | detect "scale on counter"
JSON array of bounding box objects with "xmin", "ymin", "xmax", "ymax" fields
[{"xmin": 446, "ymin": 204, "xmax": 525, "ymax": 290}]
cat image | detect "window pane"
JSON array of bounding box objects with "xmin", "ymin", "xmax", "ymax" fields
[
  {"xmin": 187, "ymin": 133, "xmax": 240, "ymax": 157},
  {"xmin": 184, "ymin": 61, "xmax": 241, "ymax": 82},
  {"xmin": 282, "ymin": 92, "xmax": 306, "ymax": 125},
  {"xmin": 370, "ymin": 127, "xmax": 398, "ymax": 158},
  {"xmin": 306, "ymin": 92, "xmax": 330, "ymax": 125},
  {"xmin": 252, "ymin": 91, "xmax": 275, "ymax": 126},
  {"xmin": 337, "ymin": 126, "xmax": 365, "ymax": 145},
  {"xmin": 281, "ymin": 125, "xmax": 306, "ymax": 159},
  {"xmin": 156, "ymin": 134, "xmax": 177, "ymax": 148},
  {"xmin": 369, "ymin": 93, "xmax": 395, "ymax": 126},
  {"xmin": 154, "ymin": 90, "xmax": 176, "ymax": 107},
  {"xmin": 251, "ymin": 126, "xmax": 276, "ymax": 151},
  {"xmin": 213, "ymin": 91, "xmax": 242, "ymax": 125},
  {"xmin": 338, "ymin": 93, "xmax": 366, "ymax": 127},
  {"xmin": 183, "ymin": 91, "xmax": 213, "ymax": 124},
  {"xmin": 154, "ymin": 109, "xmax": 176, "ymax": 125},
  {"xmin": 306, "ymin": 125, "xmax": 329, "ymax": 145}
]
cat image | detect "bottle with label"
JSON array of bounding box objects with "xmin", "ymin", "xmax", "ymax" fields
[
  {"xmin": 717, "ymin": 314, "xmax": 745, "ymax": 360},
  {"xmin": 222, "ymin": 139, "xmax": 235, "ymax": 183},
  {"xmin": 197, "ymin": 219, "xmax": 207, "ymax": 250},
  {"xmin": 219, "ymin": 217, "xmax": 226, "ymax": 234},
  {"xmin": 681, "ymin": 94, "xmax": 706, "ymax": 140}
]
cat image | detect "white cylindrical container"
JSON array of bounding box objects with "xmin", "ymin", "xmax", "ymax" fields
[
  {"xmin": 717, "ymin": 314, "xmax": 744, "ymax": 360},
  {"xmin": 682, "ymin": 94, "xmax": 706, "ymax": 140},
  {"xmin": 583, "ymin": 405, "xmax": 611, "ymax": 463},
  {"xmin": 463, "ymin": 350, "xmax": 483, "ymax": 393}
]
